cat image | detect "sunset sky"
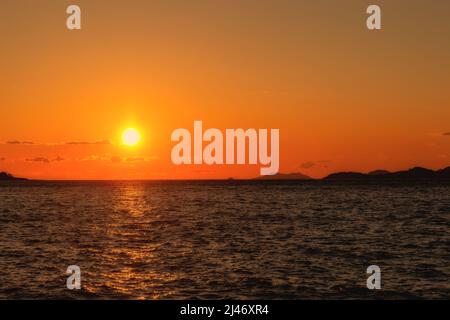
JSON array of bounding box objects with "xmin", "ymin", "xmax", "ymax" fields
[{"xmin": 1, "ymin": 0, "xmax": 449, "ymax": 180}]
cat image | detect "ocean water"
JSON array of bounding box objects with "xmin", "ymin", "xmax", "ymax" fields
[{"xmin": 0, "ymin": 180, "xmax": 449, "ymax": 299}]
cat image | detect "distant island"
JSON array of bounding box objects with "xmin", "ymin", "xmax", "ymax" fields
[
  {"xmin": 323, "ymin": 166, "xmax": 450, "ymax": 183},
  {"xmin": 254, "ymin": 172, "xmax": 312, "ymax": 180},
  {"xmin": 254, "ymin": 166, "xmax": 450, "ymax": 183},
  {"xmin": 1, "ymin": 166, "xmax": 450, "ymax": 182},
  {"xmin": 0, "ymin": 172, "xmax": 27, "ymax": 181}
]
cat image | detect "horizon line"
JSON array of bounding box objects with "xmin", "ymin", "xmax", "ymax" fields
[{"xmin": 2, "ymin": 164, "xmax": 449, "ymax": 182}]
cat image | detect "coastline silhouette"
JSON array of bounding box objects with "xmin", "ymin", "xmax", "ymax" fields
[
  {"xmin": 0, "ymin": 172, "xmax": 27, "ymax": 181},
  {"xmin": 255, "ymin": 166, "xmax": 450, "ymax": 182},
  {"xmin": 2, "ymin": 166, "xmax": 449, "ymax": 182}
]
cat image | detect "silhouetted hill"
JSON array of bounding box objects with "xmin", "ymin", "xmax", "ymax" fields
[
  {"xmin": 323, "ymin": 166, "xmax": 450, "ymax": 183},
  {"xmin": 368, "ymin": 170, "xmax": 390, "ymax": 175},
  {"xmin": 437, "ymin": 166, "xmax": 450, "ymax": 175},
  {"xmin": 323, "ymin": 172, "xmax": 367, "ymax": 181},
  {"xmin": 254, "ymin": 172, "xmax": 312, "ymax": 180},
  {"xmin": 0, "ymin": 172, "xmax": 27, "ymax": 181},
  {"xmin": 388, "ymin": 167, "xmax": 435, "ymax": 180}
]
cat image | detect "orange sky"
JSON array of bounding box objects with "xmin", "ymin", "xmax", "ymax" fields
[{"xmin": 0, "ymin": 0, "xmax": 449, "ymax": 180}]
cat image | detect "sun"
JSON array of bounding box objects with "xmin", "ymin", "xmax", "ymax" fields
[{"xmin": 122, "ymin": 128, "xmax": 141, "ymax": 146}]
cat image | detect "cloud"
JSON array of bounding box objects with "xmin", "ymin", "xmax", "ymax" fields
[
  {"xmin": 65, "ymin": 140, "xmax": 111, "ymax": 145},
  {"xmin": 316, "ymin": 160, "xmax": 333, "ymax": 168},
  {"xmin": 3, "ymin": 139, "xmax": 111, "ymax": 146},
  {"xmin": 126, "ymin": 157, "xmax": 145, "ymax": 162},
  {"xmin": 110, "ymin": 156, "xmax": 122, "ymax": 163},
  {"xmin": 0, "ymin": 157, "xmax": 5, "ymax": 161},
  {"xmin": 77, "ymin": 155, "xmax": 105, "ymax": 161},
  {"xmin": 26, "ymin": 157, "xmax": 50, "ymax": 163},
  {"xmin": 444, "ymin": 132, "xmax": 450, "ymax": 136},
  {"xmin": 6, "ymin": 140, "xmax": 34, "ymax": 145},
  {"xmin": 77, "ymin": 154, "xmax": 117, "ymax": 162},
  {"xmin": 75, "ymin": 154, "xmax": 157, "ymax": 163},
  {"xmin": 107, "ymin": 155, "xmax": 155, "ymax": 163},
  {"xmin": 25, "ymin": 156, "xmax": 64, "ymax": 163},
  {"xmin": 299, "ymin": 161, "xmax": 315, "ymax": 169},
  {"xmin": 127, "ymin": 156, "xmax": 158, "ymax": 162}
]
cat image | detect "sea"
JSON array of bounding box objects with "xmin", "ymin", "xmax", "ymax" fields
[{"xmin": 0, "ymin": 180, "xmax": 449, "ymax": 299}]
